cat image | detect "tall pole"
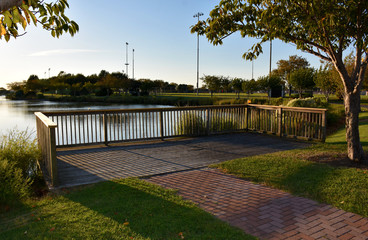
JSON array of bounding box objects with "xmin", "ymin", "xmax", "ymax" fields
[
  {"xmin": 194, "ymin": 12, "xmax": 203, "ymax": 96},
  {"xmin": 125, "ymin": 42, "xmax": 129, "ymax": 78},
  {"xmin": 269, "ymin": 40, "xmax": 272, "ymax": 75},
  {"xmin": 252, "ymin": 60, "xmax": 254, "ymax": 80},
  {"xmin": 132, "ymin": 49, "xmax": 135, "ymax": 79},
  {"xmin": 48, "ymin": 68, "xmax": 50, "ymax": 78}
]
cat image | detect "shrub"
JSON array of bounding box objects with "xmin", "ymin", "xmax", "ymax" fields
[
  {"xmin": 0, "ymin": 129, "xmax": 41, "ymax": 180},
  {"xmin": 286, "ymin": 97, "xmax": 328, "ymax": 108},
  {"xmin": 176, "ymin": 113, "xmax": 239, "ymax": 135},
  {"xmin": 0, "ymin": 159, "xmax": 31, "ymax": 206}
]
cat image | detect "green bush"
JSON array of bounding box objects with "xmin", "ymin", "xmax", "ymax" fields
[
  {"xmin": 0, "ymin": 129, "xmax": 41, "ymax": 180},
  {"xmin": 0, "ymin": 159, "xmax": 31, "ymax": 206},
  {"xmin": 286, "ymin": 97, "xmax": 328, "ymax": 108},
  {"xmin": 176, "ymin": 113, "xmax": 239, "ymax": 135}
]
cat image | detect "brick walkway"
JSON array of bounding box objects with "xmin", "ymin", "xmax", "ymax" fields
[{"xmin": 147, "ymin": 168, "xmax": 368, "ymax": 240}]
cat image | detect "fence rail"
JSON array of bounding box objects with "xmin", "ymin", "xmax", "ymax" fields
[{"xmin": 35, "ymin": 104, "xmax": 327, "ymax": 186}]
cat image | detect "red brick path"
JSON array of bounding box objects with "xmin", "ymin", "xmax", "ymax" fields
[{"xmin": 146, "ymin": 168, "xmax": 368, "ymax": 240}]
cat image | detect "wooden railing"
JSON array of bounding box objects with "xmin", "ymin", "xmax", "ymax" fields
[
  {"xmin": 35, "ymin": 112, "xmax": 58, "ymax": 186},
  {"xmin": 35, "ymin": 104, "xmax": 327, "ymax": 186}
]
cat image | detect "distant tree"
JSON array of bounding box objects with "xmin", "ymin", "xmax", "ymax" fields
[
  {"xmin": 242, "ymin": 79, "xmax": 258, "ymax": 97},
  {"xmin": 230, "ymin": 78, "xmax": 244, "ymax": 99},
  {"xmin": 0, "ymin": 0, "xmax": 78, "ymax": 41},
  {"xmin": 7, "ymin": 81, "xmax": 24, "ymax": 92},
  {"xmin": 153, "ymin": 80, "xmax": 166, "ymax": 94},
  {"xmin": 273, "ymin": 56, "xmax": 310, "ymax": 95},
  {"xmin": 138, "ymin": 79, "xmax": 155, "ymax": 95},
  {"xmin": 201, "ymin": 75, "xmax": 222, "ymax": 97},
  {"xmin": 257, "ymin": 75, "xmax": 282, "ymax": 98},
  {"xmin": 83, "ymin": 82, "xmax": 95, "ymax": 95},
  {"xmin": 314, "ymin": 65, "xmax": 340, "ymax": 102},
  {"xmin": 167, "ymin": 82, "xmax": 178, "ymax": 93},
  {"xmin": 25, "ymin": 74, "xmax": 41, "ymax": 93},
  {"xmin": 289, "ymin": 68, "xmax": 316, "ymax": 98},
  {"xmin": 177, "ymin": 84, "xmax": 192, "ymax": 93},
  {"xmin": 220, "ymin": 76, "xmax": 231, "ymax": 92}
]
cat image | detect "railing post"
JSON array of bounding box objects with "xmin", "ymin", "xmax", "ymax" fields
[
  {"xmin": 103, "ymin": 112, "xmax": 108, "ymax": 145},
  {"xmin": 245, "ymin": 105, "xmax": 249, "ymax": 131},
  {"xmin": 206, "ymin": 108, "xmax": 211, "ymax": 135},
  {"xmin": 278, "ymin": 107, "xmax": 283, "ymax": 137},
  {"xmin": 321, "ymin": 110, "xmax": 326, "ymax": 142},
  {"xmin": 159, "ymin": 110, "xmax": 164, "ymax": 140},
  {"xmin": 49, "ymin": 126, "xmax": 58, "ymax": 186}
]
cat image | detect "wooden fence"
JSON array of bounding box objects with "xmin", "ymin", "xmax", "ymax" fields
[{"xmin": 35, "ymin": 104, "xmax": 327, "ymax": 186}]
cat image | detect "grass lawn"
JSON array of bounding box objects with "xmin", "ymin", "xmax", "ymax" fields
[
  {"xmin": 0, "ymin": 178, "xmax": 254, "ymax": 239},
  {"xmin": 214, "ymin": 109, "xmax": 368, "ymax": 218}
]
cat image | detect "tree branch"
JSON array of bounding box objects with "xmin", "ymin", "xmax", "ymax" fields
[{"xmin": 0, "ymin": 0, "xmax": 22, "ymax": 12}]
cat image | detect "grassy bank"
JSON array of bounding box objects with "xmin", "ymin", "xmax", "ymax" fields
[
  {"xmin": 0, "ymin": 178, "xmax": 254, "ymax": 239},
  {"xmin": 214, "ymin": 109, "xmax": 368, "ymax": 217}
]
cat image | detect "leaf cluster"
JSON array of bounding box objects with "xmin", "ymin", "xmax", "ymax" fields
[
  {"xmin": 191, "ymin": 0, "xmax": 368, "ymax": 63},
  {"xmin": 0, "ymin": 0, "xmax": 78, "ymax": 41}
]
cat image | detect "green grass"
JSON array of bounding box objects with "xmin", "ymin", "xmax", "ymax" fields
[
  {"xmin": 213, "ymin": 109, "xmax": 368, "ymax": 217},
  {"xmin": 0, "ymin": 178, "xmax": 254, "ymax": 239}
]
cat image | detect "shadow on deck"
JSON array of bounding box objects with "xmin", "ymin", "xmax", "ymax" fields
[{"xmin": 56, "ymin": 133, "xmax": 308, "ymax": 188}]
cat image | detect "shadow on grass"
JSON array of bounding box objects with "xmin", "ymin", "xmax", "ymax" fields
[
  {"xmin": 1, "ymin": 179, "xmax": 253, "ymax": 239},
  {"xmin": 62, "ymin": 179, "xmax": 253, "ymax": 240}
]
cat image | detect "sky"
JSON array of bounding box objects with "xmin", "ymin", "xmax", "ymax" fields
[{"xmin": 0, "ymin": 0, "xmax": 323, "ymax": 89}]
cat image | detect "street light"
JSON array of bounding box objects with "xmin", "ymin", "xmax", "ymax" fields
[
  {"xmin": 193, "ymin": 12, "xmax": 203, "ymax": 96},
  {"xmin": 132, "ymin": 49, "xmax": 135, "ymax": 79},
  {"xmin": 125, "ymin": 42, "xmax": 129, "ymax": 78}
]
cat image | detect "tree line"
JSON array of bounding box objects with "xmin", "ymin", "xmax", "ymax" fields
[
  {"xmin": 6, "ymin": 54, "xmax": 367, "ymax": 100},
  {"xmin": 6, "ymin": 70, "xmax": 195, "ymax": 98},
  {"xmin": 202, "ymin": 54, "xmax": 367, "ymax": 101}
]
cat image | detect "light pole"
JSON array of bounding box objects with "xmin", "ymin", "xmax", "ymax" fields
[
  {"xmin": 125, "ymin": 42, "xmax": 129, "ymax": 78},
  {"xmin": 48, "ymin": 68, "xmax": 50, "ymax": 78},
  {"xmin": 193, "ymin": 12, "xmax": 203, "ymax": 96},
  {"xmin": 132, "ymin": 49, "xmax": 135, "ymax": 79},
  {"xmin": 269, "ymin": 40, "xmax": 272, "ymax": 76}
]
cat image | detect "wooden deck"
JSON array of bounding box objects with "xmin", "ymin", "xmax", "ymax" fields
[{"xmin": 55, "ymin": 133, "xmax": 308, "ymax": 188}]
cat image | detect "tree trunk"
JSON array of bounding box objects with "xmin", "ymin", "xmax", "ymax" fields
[{"xmin": 344, "ymin": 92, "xmax": 366, "ymax": 163}]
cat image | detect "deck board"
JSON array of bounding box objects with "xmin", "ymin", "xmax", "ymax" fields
[{"xmin": 56, "ymin": 133, "xmax": 308, "ymax": 188}]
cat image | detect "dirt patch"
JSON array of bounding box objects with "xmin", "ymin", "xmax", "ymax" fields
[{"xmin": 305, "ymin": 152, "xmax": 368, "ymax": 169}]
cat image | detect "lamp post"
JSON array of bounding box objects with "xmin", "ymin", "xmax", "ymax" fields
[
  {"xmin": 125, "ymin": 42, "xmax": 129, "ymax": 78},
  {"xmin": 132, "ymin": 49, "xmax": 135, "ymax": 79},
  {"xmin": 48, "ymin": 68, "xmax": 50, "ymax": 78},
  {"xmin": 193, "ymin": 12, "xmax": 203, "ymax": 96}
]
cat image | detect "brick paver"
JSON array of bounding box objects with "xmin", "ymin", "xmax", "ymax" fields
[{"xmin": 147, "ymin": 168, "xmax": 368, "ymax": 240}]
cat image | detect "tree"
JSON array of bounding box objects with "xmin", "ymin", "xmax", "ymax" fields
[
  {"xmin": 257, "ymin": 75, "xmax": 282, "ymax": 98},
  {"xmin": 314, "ymin": 65, "xmax": 340, "ymax": 102},
  {"xmin": 0, "ymin": 0, "xmax": 78, "ymax": 41},
  {"xmin": 274, "ymin": 55, "xmax": 310, "ymax": 95},
  {"xmin": 230, "ymin": 78, "xmax": 244, "ymax": 99},
  {"xmin": 242, "ymin": 79, "xmax": 258, "ymax": 97},
  {"xmin": 289, "ymin": 68, "xmax": 316, "ymax": 98},
  {"xmin": 25, "ymin": 74, "xmax": 41, "ymax": 93},
  {"xmin": 191, "ymin": 0, "xmax": 368, "ymax": 163},
  {"xmin": 201, "ymin": 75, "xmax": 222, "ymax": 97}
]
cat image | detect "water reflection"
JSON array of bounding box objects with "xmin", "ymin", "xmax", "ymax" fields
[{"xmin": 0, "ymin": 96, "xmax": 171, "ymax": 135}]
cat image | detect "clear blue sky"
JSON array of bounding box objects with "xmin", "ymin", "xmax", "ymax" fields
[{"xmin": 0, "ymin": 0, "xmax": 322, "ymax": 88}]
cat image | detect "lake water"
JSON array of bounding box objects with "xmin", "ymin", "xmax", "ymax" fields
[{"xmin": 0, "ymin": 96, "xmax": 171, "ymax": 136}]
